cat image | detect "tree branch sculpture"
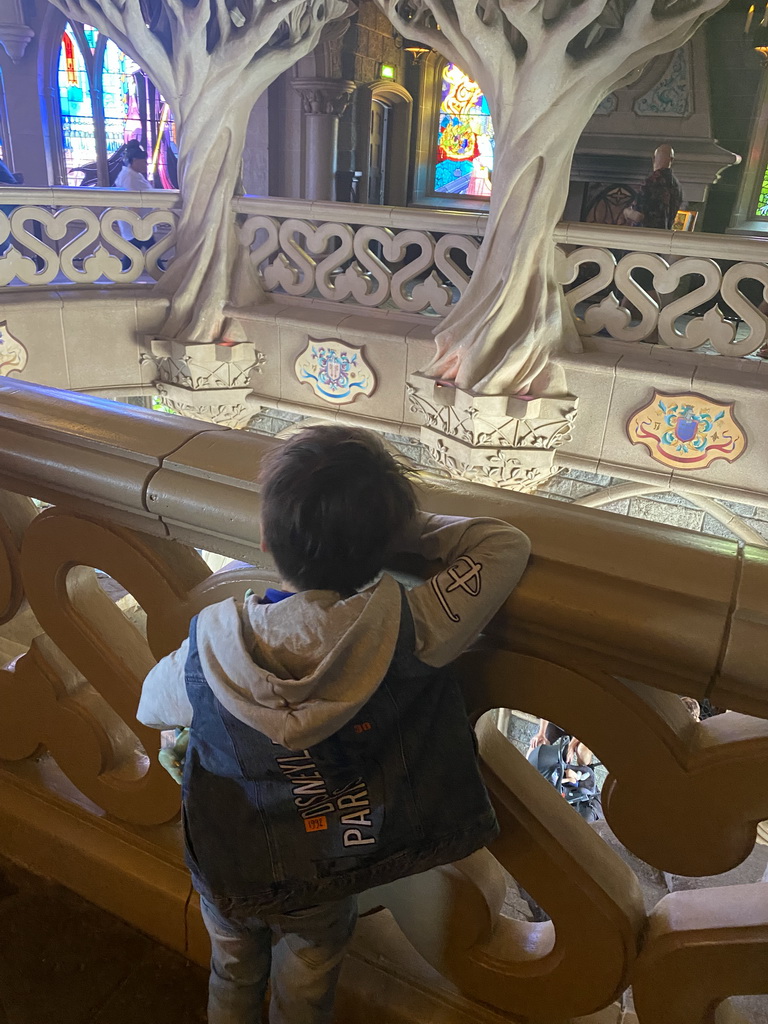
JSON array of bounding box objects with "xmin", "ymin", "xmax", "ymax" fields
[
  {"xmin": 377, "ymin": 0, "xmax": 730, "ymax": 395},
  {"xmin": 47, "ymin": 0, "xmax": 351, "ymax": 342}
]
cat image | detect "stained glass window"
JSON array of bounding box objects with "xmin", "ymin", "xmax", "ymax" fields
[
  {"xmin": 57, "ymin": 24, "xmax": 177, "ymax": 188},
  {"xmin": 83, "ymin": 25, "xmax": 98, "ymax": 52},
  {"xmin": 58, "ymin": 25, "xmax": 97, "ymax": 185},
  {"xmin": 102, "ymin": 38, "xmax": 176, "ymax": 187},
  {"xmin": 102, "ymin": 39, "xmax": 143, "ymax": 157},
  {"xmin": 755, "ymin": 160, "xmax": 768, "ymax": 218},
  {"xmin": 434, "ymin": 63, "xmax": 494, "ymax": 198}
]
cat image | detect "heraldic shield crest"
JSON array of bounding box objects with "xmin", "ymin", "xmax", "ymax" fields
[
  {"xmin": 295, "ymin": 339, "xmax": 375, "ymax": 405},
  {"xmin": 0, "ymin": 321, "xmax": 28, "ymax": 378},
  {"xmin": 627, "ymin": 392, "xmax": 746, "ymax": 470}
]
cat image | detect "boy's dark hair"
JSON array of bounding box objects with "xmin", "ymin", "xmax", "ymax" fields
[{"xmin": 259, "ymin": 425, "xmax": 416, "ymax": 595}]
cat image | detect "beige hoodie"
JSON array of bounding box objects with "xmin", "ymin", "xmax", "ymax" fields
[{"xmin": 137, "ymin": 513, "xmax": 531, "ymax": 750}]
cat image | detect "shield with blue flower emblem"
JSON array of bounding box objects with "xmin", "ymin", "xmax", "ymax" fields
[{"xmin": 627, "ymin": 392, "xmax": 746, "ymax": 470}]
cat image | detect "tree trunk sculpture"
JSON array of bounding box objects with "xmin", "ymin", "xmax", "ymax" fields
[
  {"xmin": 46, "ymin": 0, "xmax": 350, "ymax": 342},
  {"xmin": 377, "ymin": 0, "xmax": 730, "ymax": 395}
]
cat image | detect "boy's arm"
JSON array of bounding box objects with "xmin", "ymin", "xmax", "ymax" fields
[
  {"xmin": 136, "ymin": 638, "xmax": 194, "ymax": 730},
  {"xmin": 396, "ymin": 512, "xmax": 531, "ymax": 667}
]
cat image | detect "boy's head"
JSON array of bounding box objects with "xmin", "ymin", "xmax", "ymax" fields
[{"xmin": 259, "ymin": 425, "xmax": 416, "ymax": 596}]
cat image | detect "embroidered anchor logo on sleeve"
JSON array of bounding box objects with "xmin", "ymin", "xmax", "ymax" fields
[{"xmin": 430, "ymin": 556, "xmax": 483, "ymax": 622}]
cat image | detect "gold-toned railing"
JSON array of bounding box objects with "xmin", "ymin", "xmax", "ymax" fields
[{"xmin": 0, "ymin": 377, "xmax": 766, "ymax": 1022}]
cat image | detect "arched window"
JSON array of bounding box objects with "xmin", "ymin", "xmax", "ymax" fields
[
  {"xmin": 54, "ymin": 22, "xmax": 176, "ymax": 188},
  {"xmin": 58, "ymin": 24, "xmax": 97, "ymax": 185},
  {"xmin": 434, "ymin": 63, "xmax": 494, "ymax": 198}
]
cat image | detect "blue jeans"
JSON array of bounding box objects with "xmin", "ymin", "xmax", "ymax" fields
[{"xmin": 200, "ymin": 895, "xmax": 358, "ymax": 1024}]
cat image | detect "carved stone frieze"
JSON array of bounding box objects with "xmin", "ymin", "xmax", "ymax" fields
[
  {"xmin": 154, "ymin": 382, "xmax": 255, "ymax": 429},
  {"xmin": 633, "ymin": 47, "xmax": 692, "ymax": 117},
  {"xmin": 292, "ymin": 77, "xmax": 356, "ymax": 117},
  {"xmin": 407, "ymin": 374, "xmax": 578, "ymax": 493},
  {"xmin": 146, "ymin": 339, "xmax": 265, "ymax": 392}
]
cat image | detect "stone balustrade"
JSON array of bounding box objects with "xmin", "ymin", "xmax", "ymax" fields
[
  {"xmin": 0, "ymin": 377, "xmax": 767, "ymax": 1022},
  {"xmin": 557, "ymin": 221, "xmax": 768, "ymax": 358},
  {"xmin": 234, "ymin": 196, "xmax": 768, "ymax": 361},
  {"xmin": 0, "ymin": 186, "xmax": 178, "ymax": 285},
  {"xmin": 1, "ymin": 187, "xmax": 767, "ymax": 363},
  {"xmin": 233, "ymin": 195, "xmax": 486, "ymax": 316}
]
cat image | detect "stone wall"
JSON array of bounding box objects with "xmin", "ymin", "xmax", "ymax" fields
[
  {"xmin": 337, "ymin": 0, "xmax": 408, "ymax": 176},
  {"xmin": 703, "ymin": 3, "xmax": 762, "ymax": 233},
  {"xmin": 538, "ymin": 469, "xmax": 768, "ymax": 545}
]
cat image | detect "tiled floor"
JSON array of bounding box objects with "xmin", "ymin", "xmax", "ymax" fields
[{"xmin": 0, "ymin": 857, "xmax": 207, "ymax": 1024}]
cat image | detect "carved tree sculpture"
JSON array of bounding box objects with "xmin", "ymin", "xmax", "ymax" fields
[
  {"xmin": 46, "ymin": 0, "xmax": 349, "ymax": 342},
  {"xmin": 378, "ymin": 0, "xmax": 729, "ymax": 395}
]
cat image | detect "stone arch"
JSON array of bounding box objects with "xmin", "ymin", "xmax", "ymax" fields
[
  {"xmin": 37, "ymin": 5, "xmax": 69, "ymax": 185},
  {"xmin": 357, "ymin": 80, "xmax": 413, "ymax": 206}
]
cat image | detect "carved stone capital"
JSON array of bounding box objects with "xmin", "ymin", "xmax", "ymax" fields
[
  {"xmin": 0, "ymin": 22, "xmax": 34, "ymax": 61},
  {"xmin": 407, "ymin": 373, "xmax": 578, "ymax": 492},
  {"xmin": 292, "ymin": 78, "xmax": 356, "ymax": 117}
]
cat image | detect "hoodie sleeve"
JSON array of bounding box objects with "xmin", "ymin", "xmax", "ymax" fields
[
  {"xmin": 399, "ymin": 512, "xmax": 531, "ymax": 667},
  {"xmin": 136, "ymin": 638, "xmax": 194, "ymax": 730}
]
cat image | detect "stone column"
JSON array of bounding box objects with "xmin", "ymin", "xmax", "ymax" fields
[{"xmin": 291, "ymin": 78, "xmax": 355, "ymax": 201}]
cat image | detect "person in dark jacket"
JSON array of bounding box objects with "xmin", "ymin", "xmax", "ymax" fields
[
  {"xmin": 138, "ymin": 425, "xmax": 531, "ymax": 1024},
  {"xmin": 623, "ymin": 143, "xmax": 683, "ymax": 230}
]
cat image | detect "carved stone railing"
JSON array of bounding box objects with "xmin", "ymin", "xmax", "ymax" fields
[
  {"xmin": 0, "ymin": 187, "xmax": 178, "ymax": 285},
  {"xmin": 0, "ymin": 187, "xmax": 767, "ymax": 363},
  {"xmin": 557, "ymin": 221, "xmax": 768, "ymax": 359},
  {"xmin": 233, "ymin": 195, "xmax": 487, "ymax": 317},
  {"xmin": 235, "ymin": 197, "xmax": 768, "ymax": 359},
  {"xmin": 0, "ymin": 377, "xmax": 767, "ymax": 1023}
]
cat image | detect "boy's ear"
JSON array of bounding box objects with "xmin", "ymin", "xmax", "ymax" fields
[{"xmin": 259, "ymin": 518, "xmax": 268, "ymax": 553}]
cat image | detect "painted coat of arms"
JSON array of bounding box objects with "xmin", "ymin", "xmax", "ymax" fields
[
  {"xmin": 295, "ymin": 339, "xmax": 375, "ymax": 405},
  {"xmin": 0, "ymin": 321, "xmax": 27, "ymax": 377},
  {"xmin": 627, "ymin": 392, "xmax": 746, "ymax": 470}
]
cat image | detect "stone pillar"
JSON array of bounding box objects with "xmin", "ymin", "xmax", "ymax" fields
[
  {"xmin": 291, "ymin": 78, "xmax": 355, "ymax": 201},
  {"xmin": 407, "ymin": 373, "xmax": 578, "ymax": 492}
]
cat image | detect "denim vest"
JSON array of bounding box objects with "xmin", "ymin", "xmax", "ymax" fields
[{"xmin": 182, "ymin": 587, "xmax": 498, "ymax": 914}]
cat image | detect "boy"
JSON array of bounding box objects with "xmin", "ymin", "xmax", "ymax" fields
[{"xmin": 137, "ymin": 425, "xmax": 531, "ymax": 1024}]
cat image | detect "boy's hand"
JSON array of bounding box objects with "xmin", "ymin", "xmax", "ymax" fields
[
  {"xmin": 159, "ymin": 727, "xmax": 190, "ymax": 785},
  {"xmin": 529, "ymin": 730, "xmax": 549, "ymax": 751}
]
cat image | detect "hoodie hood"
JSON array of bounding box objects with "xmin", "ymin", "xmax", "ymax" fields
[{"xmin": 195, "ymin": 573, "xmax": 402, "ymax": 751}]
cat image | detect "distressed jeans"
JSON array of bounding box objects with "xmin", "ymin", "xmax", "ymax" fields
[{"xmin": 200, "ymin": 895, "xmax": 358, "ymax": 1024}]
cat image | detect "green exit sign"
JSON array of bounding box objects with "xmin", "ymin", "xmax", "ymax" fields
[{"xmin": 380, "ymin": 64, "xmax": 396, "ymax": 80}]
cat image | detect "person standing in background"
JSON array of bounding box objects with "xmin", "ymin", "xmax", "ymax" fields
[
  {"xmin": 623, "ymin": 144, "xmax": 683, "ymax": 230},
  {"xmin": 115, "ymin": 139, "xmax": 154, "ymax": 270}
]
